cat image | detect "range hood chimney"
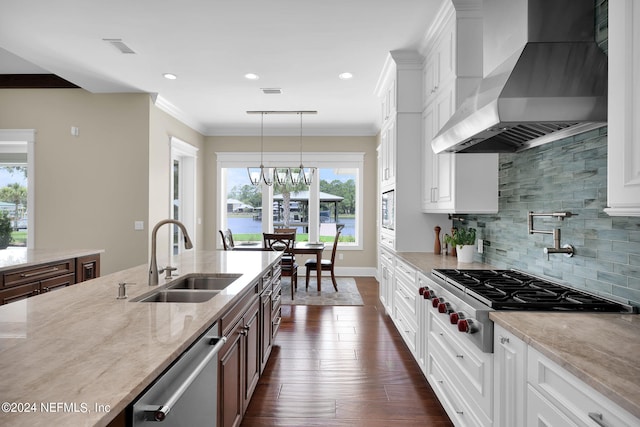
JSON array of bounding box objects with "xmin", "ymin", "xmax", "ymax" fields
[{"xmin": 431, "ymin": 0, "xmax": 607, "ymax": 154}]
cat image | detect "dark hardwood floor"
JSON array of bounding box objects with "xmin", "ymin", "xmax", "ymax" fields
[{"xmin": 241, "ymin": 276, "xmax": 454, "ymax": 426}]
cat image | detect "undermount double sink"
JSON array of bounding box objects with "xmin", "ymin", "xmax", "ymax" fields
[{"xmin": 131, "ymin": 273, "xmax": 242, "ymax": 303}]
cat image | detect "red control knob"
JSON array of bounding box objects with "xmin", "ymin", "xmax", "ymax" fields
[
  {"xmin": 423, "ymin": 289, "xmax": 435, "ymax": 299},
  {"xmin": 438, "ymin": 302, "xmax": 452, "ymax": 314},
  {"xmin": 457, "ymin": 318, "xmax": 478, "ymax": 334},
  {"xmin": 450, "ymin": 311, "xmax": 464, "ymax": 324},
  {"xmin": 419, "ymin": 286, "xmax": 428, "ymax": 296},
  {"xmin": 432, "ymin": 297, "xmax": 441, "ymax": 308}
]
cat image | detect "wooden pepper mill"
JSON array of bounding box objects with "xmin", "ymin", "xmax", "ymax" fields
[{"xmin": 434, "ymin": 226, "xmax": 441, "ymax": 254}]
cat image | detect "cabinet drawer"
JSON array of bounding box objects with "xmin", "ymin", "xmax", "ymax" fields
[
  {"xmin": 379, "ymin": 247, "xmax": 395, "ymax": 265},
  {"xmin": 271, "ymin": 280, "xmax": 282, "ymax": 313},
  {"xmin": 395, "ymin": 259, "xmax": 416, "ymax": 283},
  {"xmin": 527, "ymin": 384, "xmax": 578, "ymax": 427},
  {"xmin": 220, "ymin": 284, "xmax": 258, "ymax": 336},
  {"xmin": 4, "ymin": 259, "xmax": 75, "ymax": 288},
  {"xmin": 528, "ymin": 346, "xmax": 639, "ymax": 427},
  {"xmin": 394, "ymin": 276, "xmax": 418, "ymax": 319},
  {"xmin": 272, "ymin": 307, "xmax": 282, "ymax": 338},
  {"xmin": 429, "ymin": 310, "xmax": 492, "ymax": 419},
  {"xmin": 393, "ymin": 300, "xmax": 417, "ymax": 355},
  {"xmin": 427, "ymin": 351, "xmax": 485, "ymax": 427},
  {"xmin": 260, "ymin": 268, "xmax": 273, "ymax": 292},
  {"xmin": 380, "ymin": 233, "xmax": 395, "ymax": 249},
  {"xmin": 41, "ymin": 273, "xmax": 76, "ymax": 292},
  {"xmin": 0, "ymin": 282, "xmax": 40, "ymax": 304}
]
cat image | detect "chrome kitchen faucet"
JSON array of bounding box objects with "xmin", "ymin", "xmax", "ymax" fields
[
  {"xmin": 149, "ymin": 219, "xmax": 193, "ymax": 286},
  {"xmin": 527, "ymin": 211, "xmax": 576, "ymax": 259}
]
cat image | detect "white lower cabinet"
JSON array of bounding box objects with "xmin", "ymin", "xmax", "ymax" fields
[
  {"xmin": 527, "ymin": 346, "xmax": 639, "ymax": 427},
  {"xmin": 416, "ymin": 272, "xmax": 431, "ymax": 375},
  {"xmin": 493, "ymin": 324, "xmax": 527, "ymax": 427},
  {"xmin": 428, "ymin": 351, "xmax": 484, "ymax": 427},
  {"xmin": 493, "ymin": 326, "xmax": 640, "ymax": 427},
  {"xmin": 428, "ymin": 306, "xmax": 493, "ymax": 427},
  {"xmin": 379, "ymin": 247, "xmax": 395, "ymax": 314},
  {"xmin": 381, "ymin": 257, "xmax": 640, "ymax": 427},
  {"xmin": 392, "ymin": 259, "xmax": 418, "ymax": 358}
]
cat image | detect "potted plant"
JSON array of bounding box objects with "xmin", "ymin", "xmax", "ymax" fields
[{"xmin": 444, "ymin": 227, "xmax": 476, "ymax": 263}]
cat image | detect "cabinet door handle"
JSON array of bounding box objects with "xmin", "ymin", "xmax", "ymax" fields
[
  {"xmin": 499, "ymin": 336, "xmax": 510, "ymax": 344},
  {"xmin": 588, "ymin": 413, "xmax": 609, "ymax": 427},
  {"xmin": 21, "ymin": 267, "xmax": 59, "ymax": 278}
]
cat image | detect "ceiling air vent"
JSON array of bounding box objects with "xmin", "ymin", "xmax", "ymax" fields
[
  {"xmin": 102, "ymin": 39, "xmax": 136, "ymax": 54},
  {"xmin": 261, "ymin": 88, "xmax": 282, "ymax": 95}
]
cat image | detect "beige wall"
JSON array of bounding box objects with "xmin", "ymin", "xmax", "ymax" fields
[
  {"xmin": 0, "ymin": 89, "xmax": 150, "ymax": 274},
  {"xmin": 148, "ymin": 104, "xmax": 206, "ymax": 265},
  {"xmin": 0, "ymin": 87, "xmax": 374, "ymax": 274},
  {"xmin": 0, "ymin": 89, "xmax": 206, "ymax": 275},
  {"xmin": 204, "ymin": 135, "xmax": 379, "ymax": 270}
]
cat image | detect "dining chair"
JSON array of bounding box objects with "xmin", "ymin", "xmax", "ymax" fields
[
  {"xmin": 263, "ymin": 232, "xmax": 298, "ymax": 299},
  {"xmin": 273, "ymin": 227, "xmax": 297, "ymax": 263},
  {"xmin": 219, "ymin": 229, "xmax": 235, "ymax": 251},
  {"xmin": 305, "ymin": 231, "xmax": 341, "ymax": 292}
]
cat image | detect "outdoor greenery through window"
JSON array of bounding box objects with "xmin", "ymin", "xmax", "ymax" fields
[
  {"xmin": 0, "ymin": 166, "xmax": 28, "ymax": 249},
  {"xmin": 219, "ymin": 152, "xmax": 363, "ymax": 248}
]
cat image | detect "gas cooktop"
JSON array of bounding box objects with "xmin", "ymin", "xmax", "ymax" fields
[{"xmin": 432, "ymin": 269, "xmax": 636, "ymax": 313}]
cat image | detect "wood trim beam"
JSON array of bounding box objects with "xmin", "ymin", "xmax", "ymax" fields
[{"xmin": 0, "ymin": 74, "xmax": 79, "ymax": 88}]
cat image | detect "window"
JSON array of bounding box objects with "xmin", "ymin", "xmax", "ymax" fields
[
  {"xmin": 223, "ymin": 168, "xmax": 264, "ymax": 242},
  {"xmin": 217, "ymin": 152, "xmax": 363, "ymax": 249},
  {"xmin": 0, "ymin": 130, "xmax": 34, "ymax": 249}
]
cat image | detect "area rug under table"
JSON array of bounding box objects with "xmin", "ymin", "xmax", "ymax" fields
[{"xmin": 280, "ymin": 277, "xmax": 364, "ymax": 306}]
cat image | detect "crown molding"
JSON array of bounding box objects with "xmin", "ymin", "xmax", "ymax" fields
[{"xmin": 152, "ymin": 94, "xmax": 208, "ymax": 135}]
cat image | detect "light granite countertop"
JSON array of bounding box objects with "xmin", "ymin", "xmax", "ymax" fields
[
  {"xmin": 0, "ymin": 247, "xmax": 104, "ymax": 271},
  {"xmin": 394, "ymin": 251, "xmax": 639, "ymax": 420},
  {"xmin": 0, "ymin": 250, "xmax": 281, "ymax": 427}
]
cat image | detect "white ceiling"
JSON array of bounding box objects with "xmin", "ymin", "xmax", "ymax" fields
[{"xmin": 0, "ymin": 0, "xmax": 444, "ymax": 136}]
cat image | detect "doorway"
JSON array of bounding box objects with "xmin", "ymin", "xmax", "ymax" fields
[{"xmin": 170, "ymin": 137, "xmax": 197, "ymax": 254}]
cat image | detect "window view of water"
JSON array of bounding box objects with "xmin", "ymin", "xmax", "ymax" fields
[
  {"xmin": 228, "ymin": 215, "xmax": 356, "ymax": 242},
  {"xmin": 222, "ymin": 166, "xmax": 358, "ymax": 244}
]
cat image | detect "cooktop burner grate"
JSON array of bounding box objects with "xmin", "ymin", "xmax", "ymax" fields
[{"xmin": 432, "ymin": 269, "xmax": 635, "ymax": 312}]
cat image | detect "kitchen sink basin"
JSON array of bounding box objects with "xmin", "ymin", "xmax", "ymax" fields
[
  {"xmin": 167, "ymin": 274, "xmax": 242, "ymax": 291},
  {"xmin": 133, "ymin": 289, "xmax": 220, "ymax": 303}
]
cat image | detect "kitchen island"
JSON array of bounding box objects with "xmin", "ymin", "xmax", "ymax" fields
[{"xmin": 0, "ymin": 249, "xmax": 281, "ymax": 427}]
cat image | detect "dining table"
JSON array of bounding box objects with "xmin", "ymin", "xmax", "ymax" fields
[{"xmin": 233, "ymin": 241, "xmax": 327, "ymax": 291}]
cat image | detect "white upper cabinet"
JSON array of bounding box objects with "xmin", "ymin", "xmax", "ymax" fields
[
  {"xmin": 421, "ymin": 0, "xmax": 499, "ymax": 214},
  {"xmin": 605, "ymin": 0, "xmax": 640, "ymax": 216},
  {"xmin": 376, "ymin": 51, "xmax": 449, "ymax": 252}
]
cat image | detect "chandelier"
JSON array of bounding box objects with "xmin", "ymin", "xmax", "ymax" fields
[{"xmin": 247, "ymin": 110, "xmax": 316, "ymax": 186}]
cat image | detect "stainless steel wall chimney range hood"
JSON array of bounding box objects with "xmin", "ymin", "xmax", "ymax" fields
[{"xmin": 431, "ymin": 0, "xmax": 607, "ymax": 154}]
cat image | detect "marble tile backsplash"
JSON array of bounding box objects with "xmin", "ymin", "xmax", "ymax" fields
[{"xmin": 456, "ymin": 128, "xmax": 640, "ymax": 308}]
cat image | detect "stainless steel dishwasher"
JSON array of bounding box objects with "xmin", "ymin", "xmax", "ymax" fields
[{"xmin": 132, "ymin": 322, "xmax": 226, "ymax": 426}]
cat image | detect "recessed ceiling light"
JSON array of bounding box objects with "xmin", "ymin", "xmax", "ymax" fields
[
  {"xmin": 245, "ymin": 73, "xmax": 260, "ymax": 80},
  {"xmin": 163, "ymin": 73, "xmax": 177, "ymax": 80},
  {"xmin": 338, "ymin": 72, "xmax": 353, "ymax": 80}
]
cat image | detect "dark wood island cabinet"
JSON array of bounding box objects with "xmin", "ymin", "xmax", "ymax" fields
[{"xmin": 0, "ymin": 252, "xmax": 101, "ymax": 305}]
